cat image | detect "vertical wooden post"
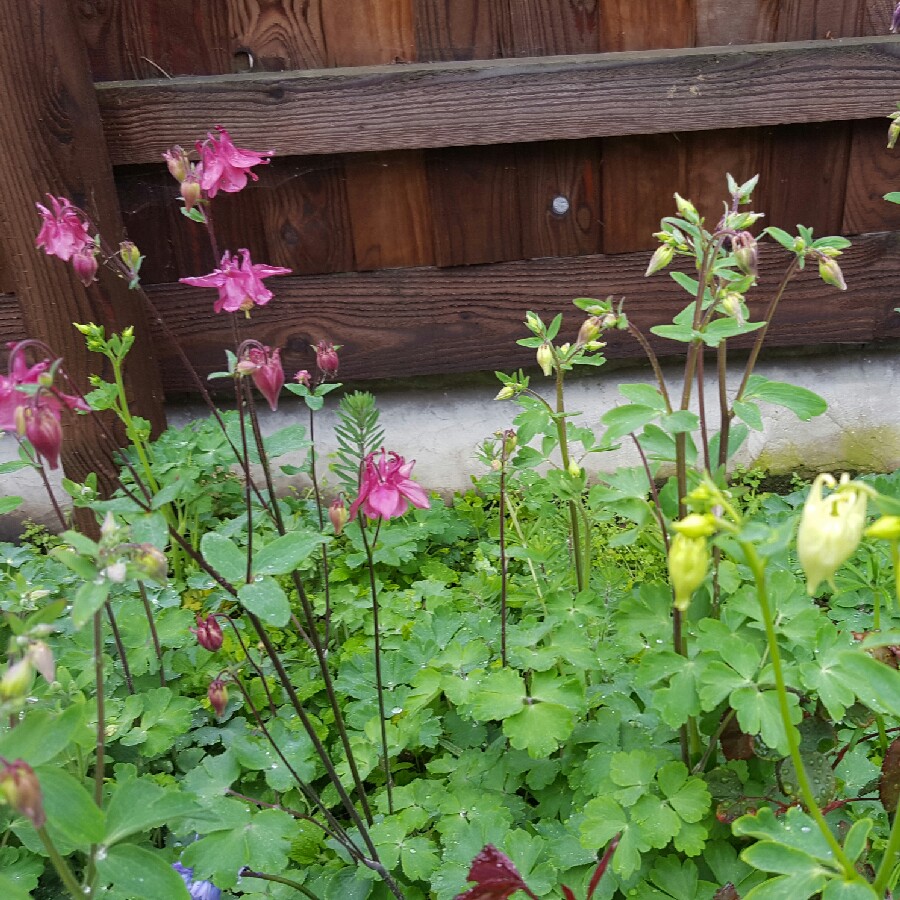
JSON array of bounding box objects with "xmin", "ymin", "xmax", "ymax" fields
[{"xmin": 0, "ymin": 0, "xmax": 166, "ymax": 489}]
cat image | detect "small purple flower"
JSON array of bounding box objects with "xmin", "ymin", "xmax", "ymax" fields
[
  {"xmin": 172, "ymin": 862, "xmax": 221, "ymax": 900},
  {"xmin": 892, "ymin": 2, "xmax": 900, "ymax": 34}
]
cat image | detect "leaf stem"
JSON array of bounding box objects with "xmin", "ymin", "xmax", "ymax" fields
[
  {"xmin": 740, "ymin": 540, "xmax": 859, "ymax": 880},
  {"xmin": 37, "ymin": 827, "xmax": 84, "ymax": 899}
]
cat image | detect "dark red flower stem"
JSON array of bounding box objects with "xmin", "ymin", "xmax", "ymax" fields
[{"xmin": 358, "ymin": 515, "xmax": 394, "ymax": 814}]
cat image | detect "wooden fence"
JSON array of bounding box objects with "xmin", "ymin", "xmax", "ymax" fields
[{"xmin": 2, "ymin": 0, "xmax": 900, "ymax": 418}]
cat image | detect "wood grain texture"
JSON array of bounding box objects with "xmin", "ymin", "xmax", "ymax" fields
[
  {"xmin": 414, "ymin": 0, "xmax": 503, "ymax": 61},
  {"xmin": 599, "ymin": 0, "xmax": 695, "ymax": 51},
  {"xmin": 97, "ymin": 38, "xmax": 900, "ymax": 164},
  {"xmin": 257, "ymin": 156, "xmax": 356, "ymax": 275},
  {"xmin": 76, "ymin": 0, "xmax": 234, "ymax": 80},
  {"xmin": 516, "ymin": 141, "xmax": 602, "ymax": 260},
  {"xmin": 321, "ymin": 0, "xmax": 415, "ymax": 66},
  {"xmin": 0, "ymin": 232, "xmax": 875, "ymax": 395},
  {"xmin": 696, "ymin": 0, "xmax": 871, "ymax": 45},
  {"xmin": 503, "ymin": 0, "xmax": 600, "ymax": 56},
  {"xmin": 843, "ymin": 118, "xmax": 900, "ymax": 234},
  {"xmin": 0, "ymin": 0, "xmax": 166, "ymax": 489},
  {"xmin": 228, "ymin": 0, "xmax": 328, "ymax": 71},
  {"xmin": 425, "ymin": 145, "xmax": 523, "ymax": 267},
  {"xmin": 602, "ymin": 129, "xmax": 762, "ymax": 253},
  {"xmin": 757, "ymin": 122, "xmax": 852, "ymax": 236},
  {"xmin": 343, "ymin": 151, "xmax": 435, "ymax": 270}
]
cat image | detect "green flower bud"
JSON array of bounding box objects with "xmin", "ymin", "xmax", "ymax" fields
[
  {"xmin": 567, "ymin": 459, "xmax": 581, "ymax": 478},
  {"xmin": 866, "ymin": 515, "xmax": 900, "ymax": 541},
  {"xmin": 576, "ymin": 317, "xmax": 601, "ymax": 346},
  {"xmin": 890, "ymin": 120, "xmax": 900, "ymax": 150},
  {"xmin": 672, "ymin": 513, "xmax": 717, "ymax": 539},
  {"xmin": 536, "ymin": 343, "xmax": 554, "ymax": 377},
  {"xmin": 495, "ymin": 385, "xmax": 516, "ymax": 401},
  {"xmin": 645, "ymin": 244, "xmax": 674, "ymax": 277},
  {"xmin": 797, "ymin": 473, "xmax": 867, "ymax": 594},
  {"xmin": 668, "ymin": 533, "xmax": 709, "ymax": 611},
  {"xmin": 0, "ymin": 658, "xmax": 34, "ymax": 702},
  {"xmin": 818, "ymin": 256, "xmax": 846, "ymax": 291}
]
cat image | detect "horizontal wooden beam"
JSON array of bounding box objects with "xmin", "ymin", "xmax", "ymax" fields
[
  {"xmin": 97, "ymin": 37, "xmax": 900, "ymax": 165},
  {"xmin": 5, "ymin": 234, "xmax": 898, "ymax": 393}
]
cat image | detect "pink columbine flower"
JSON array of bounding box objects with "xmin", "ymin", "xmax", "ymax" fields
[
  {"xmin": 349, "ymin": 449, "xmax": 430, "ymax": 521},
  {"xmin": 22, "ymin": 402, "xmax": 63, "ymax": 470},
  {"xmin": 294, "ymin": 369, "xmax": 311, "ymax": 387},
  {"xmin": 0, "ymin": 348, "xmax": 88, "ymax": 469},
  {"xmin": 35, "ymin": 195, "xmax": 92, "ymax": 262},
  {"xmin": 314, "ymin": 340, "xmax": 339, "ymax": 378},
  {"xmin": 191, "ymin": 615, "xmax": 223, "ymax": 652},
  {"xmin": 197, "ymin": 126, "xmax": 274, "ymax": 198},
  {"xmin": 236, "ymin": 345, "xmax": 284, "ymax": 411},
  {"xmin": 180, "ymin": 249, "xmax": 291, "ymax": 314},
  {"xmin": 892, "ymin": 2, "xmax": 900, "ymax": 33}
]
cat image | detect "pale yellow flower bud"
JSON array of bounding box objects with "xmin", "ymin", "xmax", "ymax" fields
[
  {"xmin": 668, "ymin": 533, "xmax": 709, "ymax": 611},
  {"xmin": 536, "ymin": 343, "xmax": 554, "ymax": 377},
  {"xmin": 797, "ymin": 473, "xmax": 867, "ymax": 594}
]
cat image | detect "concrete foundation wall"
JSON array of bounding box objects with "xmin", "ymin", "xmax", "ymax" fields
[{"xmin": 3, "ymin": 347, "xmax": 900, "ymax": 538}]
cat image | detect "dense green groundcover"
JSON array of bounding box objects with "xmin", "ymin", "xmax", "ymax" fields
[
  {"xmin": 7, "ymin": 166, "xmax": 900, "ymax": 899},
  {"xmin": 4, "ymin": 447, "xmax": 900, "ymax": 898}
]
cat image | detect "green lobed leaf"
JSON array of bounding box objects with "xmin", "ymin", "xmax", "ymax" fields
[
  {"xmin": 97, "ymin": 845, "xmax": 190, "ymax": 899},
  {"xmin": 252, "ymin": 528, "xmax": 329, "ymax": 576},
  {"xmin": 180, "ymin": 807, "xmax": 296, "ymax": 890},
  {"xmin": 72, "ymin": 579, "xmax": 110, "ymax": 629},
  {"xmin": 743, "ymin": 375, "xmax": 827, "ymax": 421},
  {"xmin": 35, "ymin": 766, "xmax": 105, "ymax": 851},
  {"xmin": 237, "ymin": 577, "xmax": 291, "ymax": 627},
  {"xmin": 104, "ymin": 774, "xmax": 200, "ymax": 846},
  {"xmin": 199, "ymin": 532, "xmax": 247, "ymax": 584},
  {"xmin": 467, "ymin": 668, "xmax": 526, "ymax": 721},
  {"xmin": 601, "ymin": 404, "xmax": 661, "ymax": 446}
]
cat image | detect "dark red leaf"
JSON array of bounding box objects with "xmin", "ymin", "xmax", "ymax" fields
[{"xmin": 454, "ymin": 845, "xmax": 535, "ymax": 900}]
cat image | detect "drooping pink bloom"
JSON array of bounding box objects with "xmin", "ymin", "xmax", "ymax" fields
[
  {"xmin": 0, "ymin": 348, "xmax": 89, "ymax": 469},
  {"xmin": 180, "ymin": 249, "xmax": 291, "ymax": 314},
  {"xmin": 190, "ymin": 614, "xmax": 223, "ymax": 652},
  {"xmin": 294, "ymin": 369, "xmax": 311, "ymax": 387},
  {"xmin": 315, "ymin": 340, "xmax": 339, "ymax": 378},
  {"xmin": 23, "ymin": 402, "xmax": 63, "ymax": 470},
  {"xmin": 329, "ymin": 497, "xmax": 349, "ymax": 535},
  {"xmin": 197, "ymin": 126, "xmax": 273, "ymax": 198},
  {"xmin": 35, "ymin": 195, "xmax": 92, "ymax": 262},
  {"xmin": 236, "ymin": 345, "xmax": 284, "ymax": 411},
  {"xmin": 208, "ymin": 679, "xmax": 228, "ymax": 718},
  {"xmin": 892, "ymin": 1, "xmax": 900, "ymax": 33},
  {"xmin": 349, "ymin": 449, "xmax": 430, "ymax": 521},
  {"xmin": 0, "ymin": 758, "xmax": 45, "ymax": 829},
  {"xmin": 71, "ymin": 246, "xmax": 99, "ymax": 287}
]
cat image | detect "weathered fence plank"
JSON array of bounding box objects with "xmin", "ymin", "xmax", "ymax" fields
[
  {"xmin": 97, "ymin": 37, "xmax": 900, "ymax": 164},
  {"xmin": 2, "ymin": 233, "xmax": 892, "ymax": 392},
  {"xmin": 0, "ymin": 0, "xmax": 165, "ymax": 487}
]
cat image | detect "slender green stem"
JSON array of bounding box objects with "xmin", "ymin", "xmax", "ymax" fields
[
  {"xmin": 103, "ymin": 602, "xmax": 133, "ymax": 695},
  {"xmin": 137, "ymin": 582, "xmax": 166, "ymax": 687},
  {"xmin": 503, "ymin": 494, "xmax": 544, "ymax": 601},
  {"xmin": 37, "ymin": 827, "xmax": 83, "ymax": 899},
  {"xmin": 240, "ymin": 869, "xmax": 322, "ymax": 899},
  {"xmin": 874, "ymin": 802, "xmax": 900, "ymax": 894},
  {"xmin": 732, "ymin": 258, "xmax": 800, "ymax": 407},
  {"xmin": 359, "ymin": 518, "xmax": 394, "ymax": 813},
  {"xmin": 740, "ymin": 541, "xmax": 859, "ymax": 879},
  {"xmin": 499, "ymin": 444, "xmax": 509, "ymax": 666},
  {"xmin": 92, "ymin": 611, "xmax": 105, "ymax": 807},
  {"xmin": 717, "ymin": 342, "xmax": 730, "ymax": 470},
  {"xmin": 627, "ymin": 323, "xmax": 672, "ymax": 413},
  {"xmin": 554, "ymin": 369, "xmax": 586, "ymax": 592},
  {"xmin": 110, "ymin": 355, "xmax": 158, "ymax": 494},
  {"xmin": 308, "ymin": 407, "xmax": 333, "ymax": 647}
]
